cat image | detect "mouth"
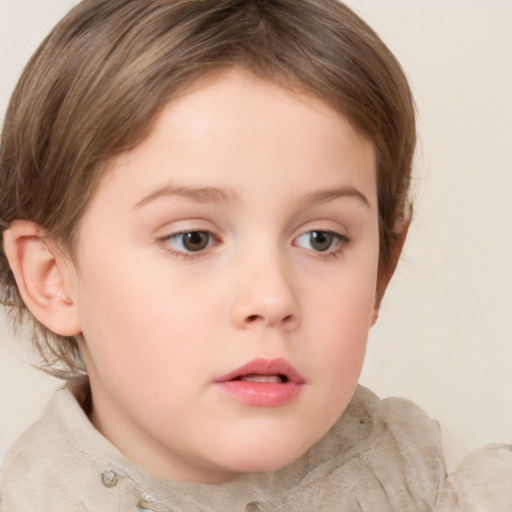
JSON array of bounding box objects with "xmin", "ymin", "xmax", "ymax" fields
[
  {"xmin": 234, "ymin": 374, "xmax": 289, "ymax": 383},
  {"xmin": 215, "ymin": 357, "xmax": 306, "ymax": 385},
  {"xmin": 214, "ymin": 358, "xmax": 305, "ymax": 407}
]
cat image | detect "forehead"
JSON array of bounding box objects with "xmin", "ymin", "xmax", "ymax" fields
[{"xmin": 92, "ymin": 69, "xmax": 376, "ymax": 211}]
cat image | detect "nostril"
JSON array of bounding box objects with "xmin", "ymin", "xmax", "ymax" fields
[
  {"xmin": 245, "ymin": 313, "xmax": 295, "ymax": 326},
  {"xmin": 282, "ymin": 314, "xmax": 294, "ymax": 324}
]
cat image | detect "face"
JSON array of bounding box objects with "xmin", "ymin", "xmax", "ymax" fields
[{"xmin": 67, "ymin": 70, "xmax": 380, "ymax": 483}]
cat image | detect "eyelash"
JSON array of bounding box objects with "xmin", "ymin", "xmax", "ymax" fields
[{"xmin": 158, "ymin": 229, "xmax": 350, "ymax": 260}]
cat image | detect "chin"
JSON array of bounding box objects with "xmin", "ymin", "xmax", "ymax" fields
[{"xmin": 218, "ymin": 435, "xmax": 314, "ymax": 475}]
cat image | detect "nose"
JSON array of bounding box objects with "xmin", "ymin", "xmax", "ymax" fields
[{"xmin": 229, "ymin": 251, "xmax": 301, "ymax": 331}]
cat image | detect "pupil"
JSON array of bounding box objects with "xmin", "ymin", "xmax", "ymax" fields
[
  {"xmin": 183, "ymin": 232, "xmax": 209, "ymax": 251},
  {"xmin": 311, "ymin": 231, "xmax": 332, "ymax": 251}
]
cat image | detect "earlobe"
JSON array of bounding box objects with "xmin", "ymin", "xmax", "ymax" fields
[
  {"xmin": 369, "ymin": 305, "xmax": 379, "ymax": 327},
  {"xmin": 3, "ymin": 220, "xmax": 81, "ymax": 336}
]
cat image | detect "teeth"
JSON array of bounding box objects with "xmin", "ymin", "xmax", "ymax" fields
[{"xmin": 240, "ymin": 374, "xmax": 283, "ymax": 383}]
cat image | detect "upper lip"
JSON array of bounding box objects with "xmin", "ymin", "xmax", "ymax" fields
[{"xmin": 215, "ymin": 357, "xmax": 306, "ymax": 384}]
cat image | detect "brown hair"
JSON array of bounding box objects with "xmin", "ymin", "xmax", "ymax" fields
[{"xmin": 0, "ymin": 0, "xmax": 416, "ymax": 377}]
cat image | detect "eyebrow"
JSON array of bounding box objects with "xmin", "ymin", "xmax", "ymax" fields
[
  {"xmin": 132, "ymin": 185, "xmax": 236, "ymax": 210},
  {"xmin": 299, "ymin": 186, "xmax": 371, "ymax": 210},
  {"xmin": 132, "ymin": 183, "xmax": 371, "ymax": 211}
]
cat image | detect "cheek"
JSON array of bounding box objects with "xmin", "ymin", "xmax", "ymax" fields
[
  {"xmin": 302, "ymin": 251, "xmax": 377, "ymax": 389},
  {"xmin": 76, "ymin": 253, "xmax": 222, "ymax": 386},
  {"xmin": 305, "ymin": 251, "xmax": 378, "ymax": 334},
  {"xmin": 311, "ymin": 296, "xmax": 369, "ymax": 390}
]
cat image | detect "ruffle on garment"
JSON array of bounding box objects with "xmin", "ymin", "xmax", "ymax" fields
[{"xmin": 434, "ymin": 443, "xmax": 512, "ymax": 512}]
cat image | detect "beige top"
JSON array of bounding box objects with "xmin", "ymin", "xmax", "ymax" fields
[{"xmin": 0, "ymin": 383, "xmax": 510, "ymax": 511}]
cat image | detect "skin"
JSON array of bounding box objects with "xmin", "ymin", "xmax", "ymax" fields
[{"xmin": 43, "ymin": 70, "xmax": 381, "ymax": 483}]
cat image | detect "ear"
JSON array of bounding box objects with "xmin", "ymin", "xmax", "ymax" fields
[
  {"xmin": 3, "ymin": 220, "xmax": 82, "ymax": 336},
  {"xmin": 370, "ymin": 221, "xmax": 409, "ymax": 326}
]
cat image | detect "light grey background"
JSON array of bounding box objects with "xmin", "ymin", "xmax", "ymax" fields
[{"xmin": 1, "ymin": 0, "xmax": 511, "ymax": 469}]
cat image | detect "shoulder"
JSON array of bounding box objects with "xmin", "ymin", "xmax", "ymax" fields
[
  {"xmin": 339, "ymin": 385, "xmax": 446, "ymax": 469},
  {"xmin": 350, "ymin": 386, "xmax": 446, "ymax": 505},
  {"xmin": 329, "ymin": 387, "xmax": 512, "ymax": 512},
  {"xmin": 1, "ymin": 386, "xmax": 84, "ymax": 510},
  {"xmin": 434, "ymin": 443, "xmax": 512, "ymax": 511},
  {"xmin": 0, "ymin": 384, "xmax": 142, "ymax": 511}
]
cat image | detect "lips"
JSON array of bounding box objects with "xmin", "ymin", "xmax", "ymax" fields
[{"xmin": 214, "ymin": 358, "xmax": 305, "ymax": 407}]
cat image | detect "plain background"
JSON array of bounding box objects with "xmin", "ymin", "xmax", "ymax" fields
[{"xmin": 1, "ymin": 0, "xmax": 511, "ymax": 470}]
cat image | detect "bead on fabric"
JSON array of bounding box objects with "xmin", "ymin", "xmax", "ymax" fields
[
  {"xmin": 245, "ymin": 502, "xmax": 262, "ymax": 512},
  {"xmin": 137, "ymin": 498, "xmax": 161, "ymax": 512},
  {"xmin": 99, "ymin": 468, "xmax": 119, "ymax": 488}
]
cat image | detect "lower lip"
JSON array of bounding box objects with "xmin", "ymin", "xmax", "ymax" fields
[{"xmin": 215, "ymin": 381, "xmax": 303, "ymax": 407}]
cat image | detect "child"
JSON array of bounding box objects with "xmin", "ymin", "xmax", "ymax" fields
[{"xmin": 0, "ymin": 0, "xmax": 510, "ymax": 510}]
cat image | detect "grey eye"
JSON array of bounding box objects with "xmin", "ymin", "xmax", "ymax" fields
[
  {"xmin": 295, "ymin": 231, "xmax": 334, "ymax": 252},
  {"xmin": 308, "ymin": 231, "xmax": 334, "ymax": 251}
]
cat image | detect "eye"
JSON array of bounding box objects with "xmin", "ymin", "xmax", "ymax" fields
[
  {"xmin": 294, "ymin": 230, "xmax": 347, "ymax": 254},
  {"xmin": 163, "ymin": 231, "xmax": 212, "ymax": 253}
]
